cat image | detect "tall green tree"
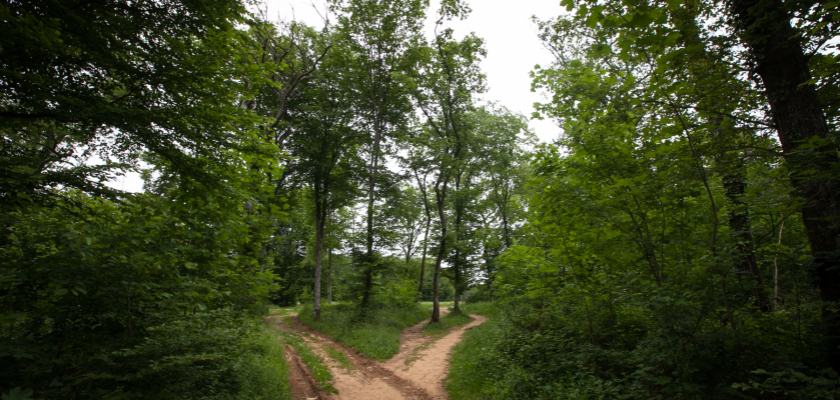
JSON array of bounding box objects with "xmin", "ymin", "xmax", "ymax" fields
[
  {"xmin": 331, "ymin": 0, "xmax": 428, "ymax": 308},
  {"xmin": 1, "ymin": 0, "xmax": 265, "ymax": 207},
  {"xmin": 412, "ymin": 10, "xmax": 486, "ymax": 322},
  {"xmin": 557, "ymin": 0, "xmax": 840, "ymax": 368}
]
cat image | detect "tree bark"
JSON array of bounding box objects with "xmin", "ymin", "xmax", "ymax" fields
[
  {"xmin": 415, "ymin": 170, "xmax": 433, "ymax": 295},
  {"xmin": 730, "ymin": 0, "xmax": 840, "ymax": 368},
  {"xmin": 314, "ymin": 210, "xmax": 324, "ymax": 321},
  {"xmin": 418, "ymin": 216, "xmax": 430, "ymax": 294},
  {"xmin": 431, "ymin": 178, "xmax": 450, "ymax": 323},
  {"xmin": 361, "ymin": 123, "xmax": 382, "ymax": 310},
  {"xmin": 723, "ymin": 168, "xmax": 771, "ymax": 312},
  {"xmin": 327, "ymin": 247, "xmax": 333, "ymax": 304}
]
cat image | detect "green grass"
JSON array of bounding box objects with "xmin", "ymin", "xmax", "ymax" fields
[
  {"xmin": 275, "ymin": 330, "xmax": 337, "ymax": 394},
  {"xmin": 324, "ymin": 345, "xmax": 355, "ymax": 370},
  {"xmin": 419, "ymin": 301, "xmax": 454, "ymax": 311},
  {"xmin": 236, "ymin": 327, "xmax": 293, "ymax": 400},
  {"xmin": 268, "ymin": 303, "xmax": 306, "ymax": 317},
  {"xmin": 297, "ymin": 303, "xmax": 428, "ymax": 360},
  {"xmin": 282, "ymin": 315, "xmax": 294, "ymax": 326},
  {"xmin": 446, "ymin": 302, "xmax": 505, "ymax": 400},
  {"xmin": 422, "ymin": 310, "xmax": 473, "ymax": 336}
]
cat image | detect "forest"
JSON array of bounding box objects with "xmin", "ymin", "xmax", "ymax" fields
[{"xmin": 2, "ymin": 0, "xmax": 840, "ymax": 398}]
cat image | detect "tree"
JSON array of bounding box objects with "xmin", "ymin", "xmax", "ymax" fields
[
  {"xmin": 277, "ymin": 33, "xmax": 362, "ymax": 320},
  {"xmin": 331, "ymin": 0, "xmax": 428, "ymax": 309},
  {"xmin": 412, "ymin": 11, "xmax": 486, "ymax": 322},
  {"xmin": 554, "ymin": 0, "xmax": 840, "ymax": 368},
  {"xmin": 1, "ymin": 0, "xmax": 264, "ymax": 207}
]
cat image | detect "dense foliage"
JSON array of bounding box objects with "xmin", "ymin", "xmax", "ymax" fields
[
  {"xmin": 6, "ymin": 0, "xmax": 839, "ymax": 397},
  {"xmin": 445, "ymin": 0, "xmax": 840, "ymax": 398},
  {"xmin": 1, "ymin": 0, "xmax": 288, "ymax": 398}
]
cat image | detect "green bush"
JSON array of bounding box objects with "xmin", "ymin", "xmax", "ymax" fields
[
  {"xmin": 380, "ymin": 279, "xmax": 419, "ymax": 309},
  {"xmin": 0, "ymin": 193, "xmax": 284, "ymax": 400},
  {"xmin": 1, "ymin": 310, "xmax": 290, "ymax": 400}
]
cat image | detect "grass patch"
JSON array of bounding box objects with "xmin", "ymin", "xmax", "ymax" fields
[
  {"xmin": 445, "ymin": 301, "xmax": 505, "ymax": 400},
  {"xmin": 419, "ymin": 301, "xmax": 454, "ymax": 311},
  {"xmin": 422, "ymin": 310, "xmax": 473, "ymax": 336},
  {"xmin": 236, "ymin": 327, "xmax": 293, "ymax": 400},
  {"xmin": 324, "ymin": 345, "xmax": 355, "ymax": 370},
  {"xmin": 268, "ymin": 303, "xmax": 306, "ymax": 317},
  {"xmin": 276, "ymin": 331, "xmax": 337, "ymax": 394},
  {"xmin": 298, "ymin": 303, "xmax": 428, "ymax": 360}
]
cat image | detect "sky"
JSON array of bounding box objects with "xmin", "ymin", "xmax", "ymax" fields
[
  {"xmin": 110, "ymin": 0, "xmax": 565, "ymax": 192},
  {"xmin": 260, "ymin": 0, "xmax": 563, "ymax": 141}
]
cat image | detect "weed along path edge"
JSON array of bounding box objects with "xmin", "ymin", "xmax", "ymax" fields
[{"xmin": 268, "ymin": 308, "xmax": 487, "ymax": 400}]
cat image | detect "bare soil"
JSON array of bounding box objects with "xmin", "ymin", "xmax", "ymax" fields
[{"xmin": 268, "ymin": 308, "xmax": 486, "ymax": 400}]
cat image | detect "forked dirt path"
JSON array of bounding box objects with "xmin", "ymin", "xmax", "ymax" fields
[{"xmin": 268, "ymin": 308, "xmax": 486, "ymax": 400}]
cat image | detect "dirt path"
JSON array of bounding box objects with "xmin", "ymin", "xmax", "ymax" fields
[{"xmin": 269, "ymin": 309, "xmax": 486, "ymax": 400}]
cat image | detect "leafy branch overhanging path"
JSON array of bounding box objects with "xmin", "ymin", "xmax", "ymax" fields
[{"xmin": 269, "ymin": 310, "xmax": 487, "ymax": 400}]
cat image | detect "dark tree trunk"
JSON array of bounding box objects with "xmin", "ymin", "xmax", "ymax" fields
[
  {"xmin": 723, "ymin": 168, "xmax": 771, "ymax": 312},
  {"xmin": 361, "ymin": 120, "xmax": 383, "ymax": 310},
  {"xmin": 314, "ymin": 202, "xmax": 324, "ymax": 321},
  {"xmin": 418, "ymin": 215, "xmax": 430, "ymax": 294},
  {"xmin": 431, "ymin": 179, "xmax": 449, "ymax": 324},
  {"xmin": 415, "ymin": 170, "xmax": 433, "ymax": 295},
  {"xmin": 327, "ymin": 247, "xmax": 333, "ymax": 303},
  {"xmin": 730, "ymin": 0, "xmax": 840, "ymax": 369}
]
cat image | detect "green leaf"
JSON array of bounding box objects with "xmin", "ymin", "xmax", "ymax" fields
[
  {"xmin": 54, "ymin": 288, "xmax": 68, "ymax": 296},
  {"xmin": 2, "ymin": 387, "xmax": 33, "ymax": 400}
]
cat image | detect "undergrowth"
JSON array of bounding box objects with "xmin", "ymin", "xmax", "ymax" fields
[
  {"xmin": 297, "ymin": 303, "xmax": 427, "ymax": 360},
  {"xmin": 236, "ymin": 327, "xmax": 293, "ymax": 400},
  {"xmin": 446, "ymin": 302, "xmax": 505, "ymax": 400}
]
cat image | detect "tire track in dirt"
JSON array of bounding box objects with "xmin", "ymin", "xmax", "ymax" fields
[
  {"xmin": 383, "ymin": 314, "xmax": 488, "ymax": 399},
  {"xmin": 268, "ymin": 309, "xmax": 485, "ymax": 400}
]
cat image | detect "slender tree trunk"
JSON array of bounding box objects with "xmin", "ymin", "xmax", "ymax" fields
[
  {"xmin": 361, "ymin": 123, "xmax": 382, "ymax": 309},
  {"xmin": 415, "ymin": 170, "xmax": 433, "ymax": 295},
  {"xmin": 774, "ymin": 221, "xmax": 785, "ymax": 309},
  {"xmin": 314, "ymin": 211, "xmax": 324, "ymax": 321},
  {"xmin": 431, "ymin": 180, "xmax": 449, "ymax": 324},
  {"xmin": 453, "ymin": 254, "xmax": 460, "ymax": 313},
  {"xmin": 418, "ymin": 216, "xmax": 430, "ymax": 294},
  {"xmin": 723, "ymin": 167, "xmax": 771, "ymax": 312},
  {"xmin": 432, "ymin": 240, "xmax": 445, "ymax": 323},
  {"xmin": 730, "ymin": 0, "xmax": 840, "ymax": 368},
  {"xmin": 328, "ymin": 247, "xmax": 333, "ymax": 303}
]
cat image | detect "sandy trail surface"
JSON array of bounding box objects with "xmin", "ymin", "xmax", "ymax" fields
[{"xmin": 269, "ymin": 308, "xmax": 485, "ymax": 400}]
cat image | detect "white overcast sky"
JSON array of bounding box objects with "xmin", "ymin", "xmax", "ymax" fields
[{"xmin": 112, "ymin": 0, "xmax": 564, "ymax": 192}]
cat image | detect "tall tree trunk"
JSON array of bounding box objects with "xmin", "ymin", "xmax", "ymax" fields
[
  {"xmin": 328, "ymin": 247, "xmax": 333, "ymax": 304},
  {"xmin": 431, "ymin": 179, "xmax": 449, "ymax": 324},
  {"xmin": 453, "ymin": 253, "xmax": 460, "ymax": 313},
  {"xmin": 415, "ymin": 170, "xmax": 433, "ymax": 295},
  {"xmin": 432, "ymin": 240, "xmax": 445, "ymax": 323},
  {"xmin": 418, "ymin": 216, "xmax": 430, "ymax": 294},
  {"xmin": 730, "ymin": 0, "xmax": 840, "ymax": 368},
  {"xmin": 361, "ymin": 123, "xmax": 382, "ymax": 310},
  {"xmin": 314, "ymin": 207, "xmax": 324, "ymax": 321},
  {"xmin": 723, "ymin": 166, "xmax": 771, "ymax": 312}
]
